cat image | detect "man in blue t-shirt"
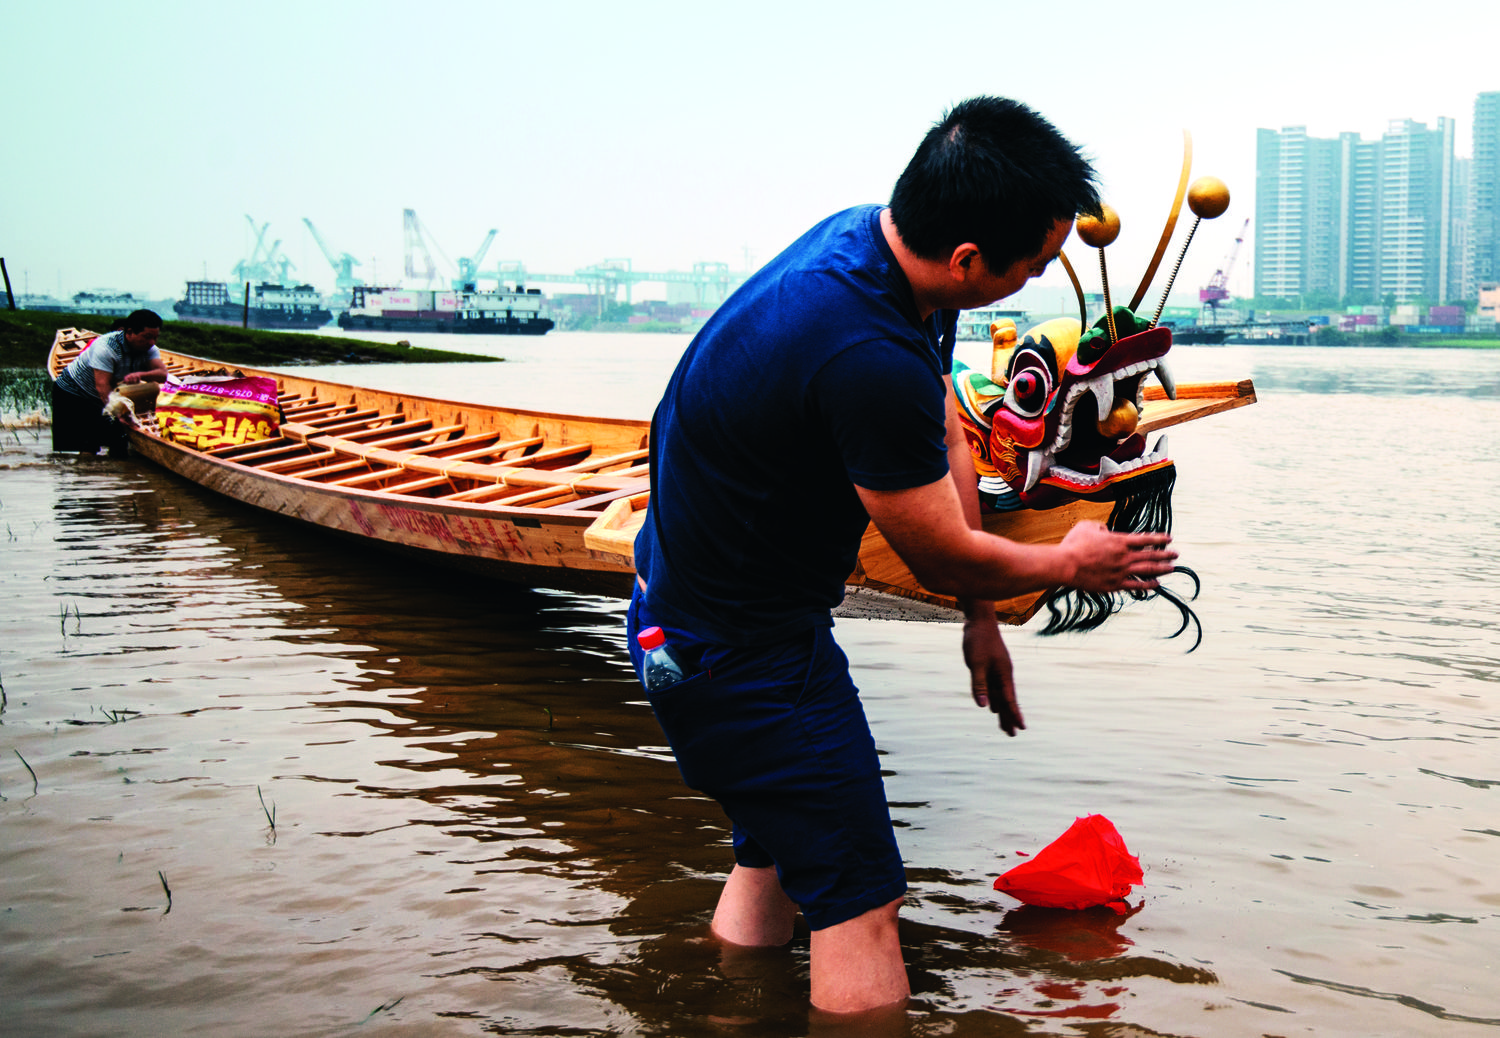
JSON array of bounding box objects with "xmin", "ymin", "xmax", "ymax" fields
[
  {"xmin": 627, "ymin": 97, "xmax": 1179, "ymax": 1016},
  {"xmin": 52, "ymin": 308, "xmax": 168, "ymax": 455}
]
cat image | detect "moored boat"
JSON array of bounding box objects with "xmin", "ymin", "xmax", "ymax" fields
[
  {"xmin": 48, "ymin": 327, "xmax": 1255, "ymax": 624},
  {"xmin": 175, "ymin": 281, "xmax": 334, "ymax": 329},
  {"xmin": 338, "ymin": 285, "xmax": 554, "ymax": 335}
]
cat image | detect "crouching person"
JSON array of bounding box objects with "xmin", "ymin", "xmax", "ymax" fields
[{"xmin": 51, "ymin": 309, "xmax": 167, "ymax": 455}]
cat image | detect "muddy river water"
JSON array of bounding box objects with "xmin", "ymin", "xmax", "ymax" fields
[{"xmin": 2, "ymin": 334, "xmax": 1498, "ymax": 1036}]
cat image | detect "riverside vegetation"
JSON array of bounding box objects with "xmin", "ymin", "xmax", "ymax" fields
[
  {"xmin": 0, "ymin": 368, "xmax": 49, "ymax": 420},
  {"xmin": 0, "ymin": 309, "xmax": 500, "ymax": 369}
]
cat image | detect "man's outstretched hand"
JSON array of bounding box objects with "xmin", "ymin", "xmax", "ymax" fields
[
  {"xmin": 1061, "ymin": 521, "xmax": 1177, "ymax": 592},
  {"xmin": 963, "ymin": 617, "xmax": 1024, "ymax": 736}
]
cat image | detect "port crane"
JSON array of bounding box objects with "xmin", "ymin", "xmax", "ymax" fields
[
  {"xmin": 399, "ymin": 209, "xmax": 500, "ymax": 291},
  {"xmin": 301, "ymin": 218, "xmax": 364, "ymax": 294},
  {"xmin": 455, "ymin": 229, "xmax": 497, "ymax": 290},
  {"xmin": 231, "ymin": 215, "xmax": 295, "ymax": 285},
  {"xmin": 1200, "ymin": 217, "xmax": 1249, "ymax": 314},
  {"xmin": 402, "ymin": 209, "xmax": 441, "ymax": 287}
]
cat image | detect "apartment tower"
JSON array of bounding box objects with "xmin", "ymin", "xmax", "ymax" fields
[
  {"xmin": 1257, "ymin": 119, "xmax": 1457, "ymax": 305},
  {"xmin": 1474, "ymin": 92, "xmax": 1500, "ymax": 285}
]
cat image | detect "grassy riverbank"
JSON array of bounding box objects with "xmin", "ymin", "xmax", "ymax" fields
[
  {"xmin": 0, "ymin": 310, "xmax": 500, "ymax": 368},
  {"xmin": 1409, "ymin": 337, "xmax": 1500, "ymax": 348},
  {"xmin": 0, "ymin": 368, "xmax": 49, "ymax": 420}
]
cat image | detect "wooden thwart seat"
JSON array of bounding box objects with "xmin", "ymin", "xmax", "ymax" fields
[
  {"xmin": 402, "ymin": 430, "xmax": 534, "ymax": 459},
  {"xmin": 379, "ymin": 474, "xmax": 453, "ymax": 496},
  {"xmin": 301, "ymin": 407, "xmax": 379, "ymax": 428},
  {"xmin": 207, "ymin": 436, "xmax": 294, "ymax": 459},
  {"xmin": 556, "ymin": 447, "xmax": 650, "ymax": 474},
  {"xmin": 541, "ymin": 480, "xmax": 651, "ymax": 510},
  {"xmin": 259, "ymin": 449, "xmax": 340, "ymax": 474},
  {"xmin": 363, "ymin": 423, "xmax": 465, "ymax": 450},
  {"xmin": 281, "ymin": 401, "xmax": 346, "ymax": 420},
  {"xmin": 287, "ymin": 410, "xmax": 403, "ymax": 439}
]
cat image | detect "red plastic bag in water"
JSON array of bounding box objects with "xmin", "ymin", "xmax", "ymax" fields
[{"xmin": 993, "ymin": 814, "xmax": 1143, "ymax": 911}]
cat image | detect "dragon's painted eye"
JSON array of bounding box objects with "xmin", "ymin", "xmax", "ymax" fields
[{"xmin": 1003, "ymin": 353, "xmax": 1053, "ymax": 418}]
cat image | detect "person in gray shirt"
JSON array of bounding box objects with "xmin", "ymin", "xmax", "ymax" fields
[{"xmin": 52, "ymin": 309, "xmax": 168, "ymax": 455}]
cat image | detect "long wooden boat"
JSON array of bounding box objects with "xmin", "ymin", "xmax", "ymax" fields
[{"xmin": 48, "ymin": 327, "xmax": 1255, "ymax": 624}]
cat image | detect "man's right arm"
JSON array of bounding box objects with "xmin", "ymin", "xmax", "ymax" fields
[{"xmin": 855, "ymin": 475, "xmax": 1176, "ymax": 600}]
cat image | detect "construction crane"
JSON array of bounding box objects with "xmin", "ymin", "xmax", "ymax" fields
[
  {"xmin": 264, "ymin": 240, "xmax": 295, "ymax": 284},
  {"xmin": 455, "ymin": 229, "xmax": 497, "ymax": 290},
  {"xmin": 301, "ymin": 218, "xmax": 364, "ymax": 293},
  {"xmin": 231, "ymin": 216, "xmax": 271, "ymax": 284},
  {"xmin": 1200, "ymin": 218, "xmax": 1249, "ymax": 310},
  {"xmin": 231, "ymin": 215, "xmax": 296, "ymax": 285},
  {"xmin": 402, "ymin": 209, "xmax": 441, "ymax": 287}
]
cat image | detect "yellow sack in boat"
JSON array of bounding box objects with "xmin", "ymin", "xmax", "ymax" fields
[{"xmin": 156, "ymin": 376, "xmax": 280, "ymax": 451}]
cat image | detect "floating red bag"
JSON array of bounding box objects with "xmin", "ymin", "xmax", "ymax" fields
[{"xmin": 993, "ymin": 814, "xmax": 1142, "ymax": 911}]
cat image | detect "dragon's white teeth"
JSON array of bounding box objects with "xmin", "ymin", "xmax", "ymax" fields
[
  {"xmin": 1098, "ymin": 455, "xmax": 1123, "ymax": 479},
  {"xmin": 1152, "ymin": 434, "xmax": 1169, "ymax": 458},
  {"xmin": 1154, "ymin": 358, "xmax": 1177, "ymax": 400},
  {"xmin": 1024, "ymin": 450, "xmax": 1050, "ymax": 493},
  {"xmin": 1053, "ymin": 419, "xmax": 1070, "ymax": 453},
  {"xmin": 1087, "ymin": 378, "xmax": 1112, "ymax": 421}
]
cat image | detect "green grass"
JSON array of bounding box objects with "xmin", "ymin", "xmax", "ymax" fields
[
  {"xmin": 0, "ymin": 368, "xmax": 49, "ymax": 416},
  {"xmin": 1415, "ymin": 337, "xmax": 1500, "ymax": 349},
  {"xmin": 0, "ymin": 308, "xmax": 500, "ymax": 369},
  {"xmin": 1352, "ymin": 336, "xmax": 1500, "ymax": 349}
]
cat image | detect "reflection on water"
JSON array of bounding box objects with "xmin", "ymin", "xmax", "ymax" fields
[{"xmin": 3, "ymin": 341, "xmax": 1499, "ymax": 1037}]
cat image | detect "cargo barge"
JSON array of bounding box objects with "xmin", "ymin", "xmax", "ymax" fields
[
  {"xmin": 337, "ymin": 285, "xmax": 554, "ymax": 335},
  {"xmin": 175, "ymin": 281, "xmax": 334, "ymax": 329}
]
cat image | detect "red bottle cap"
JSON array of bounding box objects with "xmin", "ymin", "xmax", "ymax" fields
[{"xmin": 637, "ymin": 625, "xmax": 666, "ymax": 651}]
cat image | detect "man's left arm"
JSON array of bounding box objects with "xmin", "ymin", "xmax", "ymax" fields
[
  {"xmin": 944, "ymin": 375, "xmax": 1024, "ymax": 736},
  {"xmin": 122, "ymin": 352, "xmax": 168, "ymax": 385}
]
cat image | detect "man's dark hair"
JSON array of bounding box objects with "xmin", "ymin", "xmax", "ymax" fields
[
  {"xmin": 123, "ymin": 309, "xmax": 163, "ymax": 332},
  {"xmin": 889, "ymin": 96, "xmax": 1100, "ymax": 271}
]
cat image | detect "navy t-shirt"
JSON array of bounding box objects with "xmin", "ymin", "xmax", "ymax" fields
[{"xmin": 635, "ymin": 205, "xmax": 957, "ymax": 646}]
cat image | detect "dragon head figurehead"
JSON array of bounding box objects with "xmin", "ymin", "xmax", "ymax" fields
[
  {"xmin": 955, "ymin": 307, "xmax": 1177, "ymax": 512},
  {"xmin": 954, "ymin": 308, "xmax": 1200, "ymax": 650},
  {"xmin": 946, "ymin": 149, "xmax": 1231, "ymax": 650}
]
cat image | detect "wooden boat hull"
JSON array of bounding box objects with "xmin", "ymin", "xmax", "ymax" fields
[
  {"xmin": 125, "ymin": 430, "xmax": 638, "ymax": 596},
  {"xmin": 48, "ymin": 327, "xmax": 1256, "ymax": 624}
]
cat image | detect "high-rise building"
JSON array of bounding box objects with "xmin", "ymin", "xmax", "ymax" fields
[
  {"xmin": 1474, "ymin": 92, "xmax": 1500, "ymax": 285},
  {"xmin": 1449, "ymin": 157, "xmax": 1473, "ymax": 302},
  {"xmin": 1254, "ymin": 127, "xmax": 1343, "ymax": 302},
  {"xmin": 1254, "ymin": 127, "xmax": 1302, "ymax": 300},
  {"xmin": 1339, "ymin": 132, "xmax": 1380, "ymax": 302},
  {"xmin": 1257, "ymin": 116, "xmax": 1459, "ymax": 306},
  {"xmin": 1375, "ymin": 118, "xmax": 1454, "ymax": 304}
]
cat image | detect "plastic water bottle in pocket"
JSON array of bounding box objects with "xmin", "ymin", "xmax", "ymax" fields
[{"xmin": 637, "ymin": 625, "xmax": 686, "ymax": 691}]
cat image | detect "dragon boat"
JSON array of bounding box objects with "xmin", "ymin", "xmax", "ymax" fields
[{"xmin": 47, "ymin": 324, "xmax": 1253, "ymax": 626}]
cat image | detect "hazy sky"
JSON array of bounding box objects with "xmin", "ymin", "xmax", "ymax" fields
[{"xmin": 4, "ymin": 0, "xmax": 1495, "ymax": 310}]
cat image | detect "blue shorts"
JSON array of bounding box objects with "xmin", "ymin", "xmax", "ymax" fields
[{"xmin": 627, "ymin": 585, "xmax": 907, "ymax": 930}]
